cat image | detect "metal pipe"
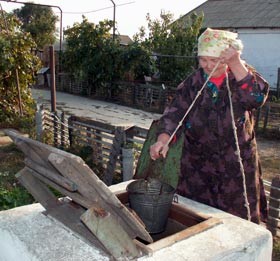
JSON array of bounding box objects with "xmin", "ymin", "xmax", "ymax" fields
[
  {"xmin": 49, "ymin": 45, "xmax": 56, "ymax": 113},
  {"xmin": 109, "ymin": 0, "xmax": 116, "ymax": 41}
]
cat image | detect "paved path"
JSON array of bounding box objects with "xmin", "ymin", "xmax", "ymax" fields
[{"xmin": 31, "ymin": 89, "xmax": 161, "ymax": 129}]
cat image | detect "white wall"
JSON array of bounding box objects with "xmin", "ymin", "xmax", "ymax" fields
[{"xmin": 237, "ymin": 28, "xmax": 280, "ymax": 90}]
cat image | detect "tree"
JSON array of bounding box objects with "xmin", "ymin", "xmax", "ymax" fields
[
  {"xmin": 0, "ymin": 12, "xmax": 41, "ymax": 129},
  {"xmin": 119, "ymin": 43, "xmax": 155, "ymax": 81},
  {"xmin": 13, "ymin": 3, "xmax": 58, "ymax": 50},
  {"xmin": 63, "ymin": 17, "xmax": 155, "ymax": 89},
  {"xmin": 134, "ymin": 12, "xmax": 204, "ymax": 84},
  {"xmin": 63, "ymin": 17, "xmax": 122, "ymax": 94}
]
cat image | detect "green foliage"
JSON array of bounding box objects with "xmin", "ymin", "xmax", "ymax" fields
[
  {"xmin": 12, "ymin": 3, "xmax": 58, "ymax": 49},
  {"xmin": 273, "ymin": 238, "xmax": 280, "ymax": 261},
  {"xmin": 119, "ymin": 43, "xmax": 155, "ymax": 81},
  {"xmin": 0, "ymin": 12, "xmax": 41, "ymax": 131},
  {"xmin": 63, "ymin": 18, "xmax": 117, "ymax": 90},
  {"xmin": 0, "ymin": 144, "xmax": 35, "ymax": 210},
  {"xmin": 0, "ymin": 186, "xmax": 34, "ymax": 211},
  {"xmin": 271, "ymin": 95, "xmax": 280, "ymax": 103},
  {"xmin": 134, "ymin": 12, "xmax": 204, "ymax": 84}
]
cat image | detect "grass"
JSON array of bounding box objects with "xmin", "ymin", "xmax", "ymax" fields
[
  {"xmin": 0, "ymin": 143, "xmax": 35, "ymax": 210},
  {"xmin": 273, "ymin": 239, "xmax": 280, "ymax": 260}
]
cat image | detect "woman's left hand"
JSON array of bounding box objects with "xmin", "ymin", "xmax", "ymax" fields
[
  {"xmin": 220, "ymin": 45, "xmax": 248, "ymax": 81},
  {"xmin": 219, "ymin": 45, "xmax": 241, "ymax": 67}
]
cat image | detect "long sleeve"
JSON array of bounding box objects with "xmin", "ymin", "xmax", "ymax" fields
[{"xmin": 231, "ymin": 70, "xmax": 269, "ymax": 111}]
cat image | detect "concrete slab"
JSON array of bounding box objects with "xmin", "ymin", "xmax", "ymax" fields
[
  {"xmin": 0, "ymin": 204, "xmax": 110, "ymax": 261},
  {"xmin": 0, "ymin": 181, "xmax": 273, "ymax": 261}
]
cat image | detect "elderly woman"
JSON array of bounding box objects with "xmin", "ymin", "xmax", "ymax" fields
[{"xmin": 150, "ymin": 28, "xmax": 269, "ymax": 224}]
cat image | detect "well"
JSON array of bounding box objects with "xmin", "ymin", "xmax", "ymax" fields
[{"xmin": 2, "ymin": 130, "xmax": 272, "ymax": 260}]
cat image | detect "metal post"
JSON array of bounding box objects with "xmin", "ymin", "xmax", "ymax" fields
[
  {"xmin": 35, "ymin": 104, "xmax": 43, "ymax": 141},
  {"xmin": 277, "ymin": 67, "xmax": 280, "ymax": 99},
  {"xmin": 49, "ymin": 45, "xmax": 56, "ymax": 112},
  {"xmin": 109, "ymin": 0, "xmax": 116, "ymax": 41}
]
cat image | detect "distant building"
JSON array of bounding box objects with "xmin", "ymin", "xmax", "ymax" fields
[{"xmin": 116, "ymin": 34, "xmax": 133, "ymax": 46}]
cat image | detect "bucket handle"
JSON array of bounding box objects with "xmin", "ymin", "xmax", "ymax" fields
[{"xmin": 173, "ymin": 194, "xmax": 178, "ymax": 203}]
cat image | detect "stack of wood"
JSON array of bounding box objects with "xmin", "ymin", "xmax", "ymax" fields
[
  {"xmin": 5, "ymin": 129, "xmax": 152, "ymax": 260},
  {"xmin": 267, "ymin": 176, "xmax": 280, "ymax": 237}
]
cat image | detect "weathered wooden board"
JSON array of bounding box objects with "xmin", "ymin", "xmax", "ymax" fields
[
  {"xmin": 81, "ymin": 206, "xmax": 140, "ymax": 260},
  {"xmin": 24, "ymin": 158, "xmax": 78, "ymax": 192},
  {"xmin": 16, "ymin": 167, "xmax": 59, "ymax": 210},
  {"xmin": 25, "ymin": 166, "xmax": 93, "ymax": 209},
  {"xmin": 134, "ymin": 120, "xmax": 184, "ymax": 189}
]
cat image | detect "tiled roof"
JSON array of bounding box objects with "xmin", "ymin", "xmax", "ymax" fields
[{"xmin": 179, "ymin": 0, "xmax": 280, "ymax": 29}]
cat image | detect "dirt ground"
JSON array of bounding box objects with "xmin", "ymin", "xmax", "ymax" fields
[{"xmin": 257, "ymin": 137, "xmax": 280, "ymax": 182}]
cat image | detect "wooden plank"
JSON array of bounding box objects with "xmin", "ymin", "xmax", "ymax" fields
[
  {"xmin": 103, "ymin": 127, "xmax": 124, "ymax": 185},
  {"xmin": 16, "ymin": 167, "xmax": 59, "ymax": 209},
  {"xmin": 81, "ymin": 206, "xmax": 140, "ymax": 260},
  {"xmin": 14, "ymin": 140, "xmax": 46, "ymax": 166},
  {"xmin": 26, "ymin": 167, "xmax": 93, "ymax": 209},
  {"xmin": 125, "ymin": 125, "xmax": 148, "ymax": 140},
  {"xmin": 24, "ymin": 158, "xmax": 78, "ymax": 192},
  {"xmin": 70, "ymin": 116, "xmax": 116, "ymax": 132},
  {"xmin": 146, "ymin": 217, "xmax": 222, "ymax": 252}
]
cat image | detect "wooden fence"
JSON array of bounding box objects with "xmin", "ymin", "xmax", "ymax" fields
[
  {"xmin": 256, "ymin": 102, "xmax": 280, "ymax": 136},
  {"xmin": 54, "ymin": 74, "xmax": 176, "ymax": 113},
  {"xmin": 36, "ymin": 108, "xmax": 148, "ymax": 185}
]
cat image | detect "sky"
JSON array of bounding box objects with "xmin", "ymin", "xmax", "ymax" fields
[{"xmin": 1, "ymin": 0, "xmax": 207, "ymax": 38}]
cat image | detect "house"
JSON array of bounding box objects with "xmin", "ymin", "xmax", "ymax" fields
[
  {"xmin": 177, "ymin": 0, "xmax": 280, "ymax": 90},
  {"xmin": 116, "ymin": 34, "xmax": 133, "ymax": 46}
]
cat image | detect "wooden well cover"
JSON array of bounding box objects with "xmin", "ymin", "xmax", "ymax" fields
[{"xmin": 5, "ymin": 129, "xmax": 152, "ymax": 260}]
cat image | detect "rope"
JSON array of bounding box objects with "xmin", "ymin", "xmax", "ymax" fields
[{"xmin": 225, "ymin": 71, "xmax": 251, "ymax": 221}]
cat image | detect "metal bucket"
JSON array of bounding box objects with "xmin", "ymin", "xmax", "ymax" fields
[{"xmin": 127, "ymin": 178, "xmax": 176, "ymax": 234}]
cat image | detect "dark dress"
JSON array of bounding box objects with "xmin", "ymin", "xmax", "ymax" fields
[{"xmin": 159, "ymin": 67, "xmax": 269, "ymax": 223}]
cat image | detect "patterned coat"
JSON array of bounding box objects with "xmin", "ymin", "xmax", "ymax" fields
[{"xmin": 159, "ymin": 67, "xmax": 269, "ymax": 223}]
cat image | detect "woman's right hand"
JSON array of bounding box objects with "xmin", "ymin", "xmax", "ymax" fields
[{"xmin": 149, "ymin": 133, "xmax": 170, "ymax": 160}]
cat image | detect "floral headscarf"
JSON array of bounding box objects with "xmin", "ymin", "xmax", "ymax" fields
[{"xmin": 198, "ymin": 28, "xmax": 243, "ymax": 57}]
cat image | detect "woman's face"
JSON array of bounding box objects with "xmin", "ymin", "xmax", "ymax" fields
[{"xmin": 199, "ymin": 56, "xmax": 227, "ymax": 77}]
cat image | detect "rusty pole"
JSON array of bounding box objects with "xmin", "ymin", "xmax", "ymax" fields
[
  {"xmin": 49, "ymin": 45, "xmax": 56, "ymax": 112},
  {"xmin": 15, "ymin": 69, "xmax": 23, "ymax": 115}
]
